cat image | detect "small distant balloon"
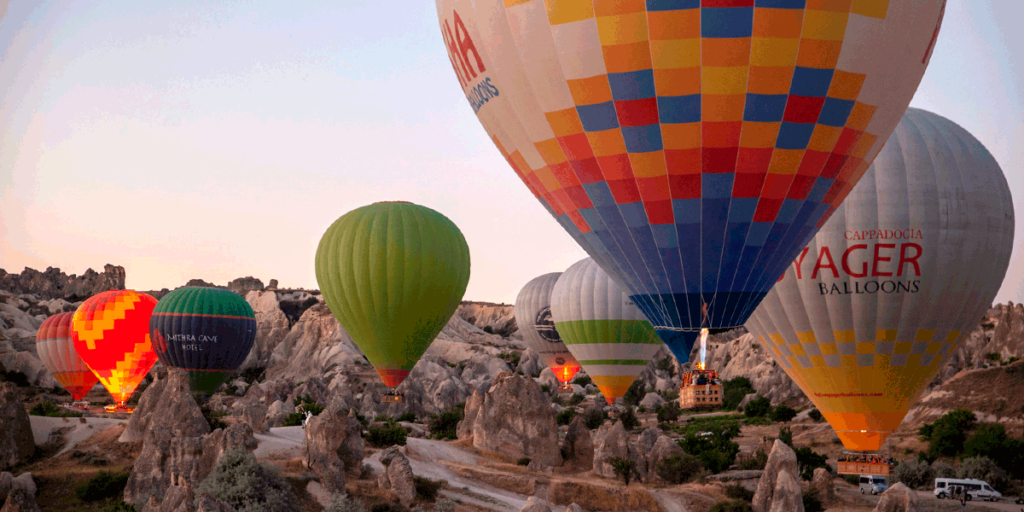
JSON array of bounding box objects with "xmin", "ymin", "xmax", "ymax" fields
[{"xmin": 515, "ymin": 272, "xmax": 581, "ymax": 385}]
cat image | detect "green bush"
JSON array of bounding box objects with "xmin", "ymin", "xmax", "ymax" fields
[
  {"xmin": 931, "ymin": 460, "xmax": 955, "ymax": 479},
  {"xmin": 366, "ymin": 420, "xmax": 408, "ymax": 448},
  {"xmin": 556, "ymin": 409, "xmax": 578, "ymax": 426},
  {"xmin": 566, "ymin": 393, "xmax": 584, "ymax": 406},
  {"xmin": 541, "ymin": 385, "xmax": 551, "ymax": 393},
  {"xmin": 623, "ymin": 380, "xmax": 645, "ymax": 407},
  {"xmin": 238, "ymin": 366, "xmax": 266, "ymax": 384},
  {"xmin": 396, "ymin": 412, "xmax": 417, "ymax": 423},
  {"xmin": 657, "ymin": 402, "xmax": 681, "ymax": 423},
  {"xmin": 895, "ymin": 458, "xmax": 933, "ymax": 489},
  {"xmin": 918, "ymin": 408, "xmax": 976, "ymax": 458},
  {"xmin": 738, "ymin": 450, "xmax": 768, "ymax": 471},
  {"xmin": 656, "ymin": 357, "xmax": 676, "ymax": 376},
  {"xmin": 29, "ymin": 400, "xmax": 82, "ymax": 418},
  {"xmin": 957, "ymin": 456, "xmax": 1009, "ymax": 492},
  {"xmin": 414, "ymin": 476, "xmax": 445, "ymax": 500},
  {"xmin": 609, "ymin": 457, "xmax": 639, "ymax": 486},
  {"xmin": 196, "ymin": 448, "xmax": 300, "ymax": 512},
  {"xmin": 743, "ymin": 396, "xmax": 771, "ymax": 418},
  {"xmin": 709, "ymin": 499, "xmax": 753, "ymax": 512},
  {"xmin": 964, "ymin": 423, "xmax": 1024, "ymax": 479},
  {"xmin": 803, "ymin": 489, "xmax": 824, "ymax": 512},
  {"xmin": 100, "ymin": 502, "xmax": 137, "ymax": 512},
  {"xmin": 808, "ymin": 409, "xmax": 823, "ymax": 422},
  {"xmin": 619, "ymin": 407, "xmax": 640, "ymax": 430},
  {"xmin": 76, "ymin": 471, "xmax": 130, "ymax": 502},
  {"xmin": 778, "ymin": 426, "xmax": 793, "ymax": 447},
  {"xmin": 742, "ymin": 416, "xmax": 772, "ymax": 426},
  {"xmin": 986, "ymin": 352, "xmax": 1002, "ymax": 362},
  {"xmin": 326, "ymin": 494, "xmax": 365, "ymax": 512},
  {"xmin": 770, "ymin": 405, "xmax": 797, "ymax": 423},
  {"xmin": 573, "ymin": 375, "xmax": 592, "ymax": 387},
  {"xmin": 428, "ymin": 406, "xmax": 464, "ymax": 440},
  {"xmin": 721, "ymin": 377, "xmax": 754, "ymax": 410},
  {"xmin": 656, "ymin": 454, "xmax": 702, "ymax": 484},
  {"xmin": 584, "ymin": 409, "xmax": 607, "ymax": 430},
  {"xmin": 795, "ymin": 447, "xmax": 829, "ymax": 481},
  {"xmin": 516, "ymin": 458, "xmax": 531, "ymax": 466},
  {"xmin": 680, "ymin": 424, "xmax": 740, "ymax": 475},
  {"xmin": 202, "ymin": 404, "xmax": 229, "ymax": 430},
  {"xmin": 725, "ymin": 484, "xmax": 754, "ymax": 502}
]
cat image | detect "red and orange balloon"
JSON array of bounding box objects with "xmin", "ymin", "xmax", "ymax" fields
[{"xmin": 36, "ymin": 312, "xmax": 100, "ymax": 400}]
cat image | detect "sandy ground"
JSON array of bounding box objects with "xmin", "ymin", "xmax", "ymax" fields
[
  {"xmin": 253, "ymin": 426, "xmax": 306, "ymax": 459},
  {"xmin": 28, "ymin": 415, "xmax": 128, "ymax": 455}
]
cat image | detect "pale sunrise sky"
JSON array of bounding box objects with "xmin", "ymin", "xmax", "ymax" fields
[{"xmin": 1, "ymin": 1, "xmax": 1022, "ymax": 305}]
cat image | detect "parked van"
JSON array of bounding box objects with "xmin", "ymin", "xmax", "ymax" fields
[
  {"xmin": 933, "ymin": 478, "xmax": 1003, "ymax": 501},
  {"xmin": 860, "ymin": 475, "xmax": 888, "ymax": 495}
]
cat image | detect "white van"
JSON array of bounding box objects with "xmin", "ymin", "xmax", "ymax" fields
[
  {"xmin": 933, "ymin": 478, "xmax": 1002, "ymax": 501},
  {"xmin": 860, "ymin": 475, "xmax": 888, "ymax": 495}
]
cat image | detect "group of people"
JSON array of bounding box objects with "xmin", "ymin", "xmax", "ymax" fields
[{"xmin": 837, "ymin": 454, "xmax": 896, "ymax": 465}]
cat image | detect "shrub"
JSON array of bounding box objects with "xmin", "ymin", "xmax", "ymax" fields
[
  {"xmin": 931, "ymin": 460, "xmax": 955, "ymax": 479},
  {"xmin": 326, "ymin": 494, "xmax": 366, "ymax": 512},
  {"xmin": 566, "ymin": 393, "xmax": 585, "ymax": 406},
  {"xmin": 100, "ymin": 503, "xmax": 137, "ymax": 512},
  {"xmin": 76, "ymin": 471, "xmax": 130, "ymax": 502},
  {"xmin": 619, "ymin": 407, "xmax": 640, "ymax": 430},
  {"xmin": 573, "ymin": 375, "xmax": 592, "ymax": 387},
  {"xmin": 434, "ymin": 499, "xmax": 456, "ymax": 512},
  {"xmin": 414, "ymin": 476, "xmax": 445, "ymax": 500},
  {"xmin": 541, "ymin": 385, "xmax": 551, "ymax": 393},
  {"xmin": 428, "ymin": 407, "xmax": 464, "ymax": 440},
  {"xmin": 986, "ymin": 352, "xmax": 1002, "ymax": 362},
  {"xmin": 680, "ymin": 425, "xmax": 740, "ymax": 475},
  {"xmin": 738, "ymin": 450, "xmax": 768, "ymax": 471},
  {"xmin": 808, "ymin": 409, "xmax": 823, "ymax": 422},
  {"xmin": 842, "ymin": 475, "xmax": 860, "ymax": 486},
  {"xmin": 609, "ymin": 457, "xmax": 639, "ymax": 486},
  {"xmin": 795, "ymin": 447, "xmax": 829, "ymax": 481},
  {"xmin": 658, "ymin": 390, "xmax": 680, "ymax": 403},
  {"xmin": 777, "ymin": 426, "xmax": 793, "ymax": 448},
  {"xmin": 957, "ymin": 456, "xmax": 1009, "ymax": 492},
  {"xmin": 638, "ymin": 406, "xmax": 646, "ymax": 414},
  {"xmin": 516, "ymin": 458, "xmax": 531, "ymax": 466},
  {"xmin": 202, "ymin": 404, "xmax": 229, "ymax": 430},
  {"xmin": 963, "ymin": 422, "xmax": 1024, "ymax": 479},
  {"xmin": 721, "ymin": 377, "xmax": 754, "ymax": 410},
  {"xmin": 742, "ymin": 416, "xmax": 772, "ymax": 426},
  {"xmin": 803, "ymin": 489, "xmax": 824, "ymax": 512},
  {"xmin": 0, "ymin": 370, "xmax": 30, "ymax": 387},
  {"xmin": 584, "ymin": 409, "xmax": 607, "ymax": 430},
  {"xmin": 29, "ymin": 400, "xmax": 82, "ymax": 418},
  {"xmin": 725, "ymin": 484, "xmax": 754, "ymax": 502},
  {"xmin": 556, "ymin": 409, "xmax": 577, "ymax": 426},
  {"xmin": 396, "ymin": 412, "xmax": 417, "ymax": 423},
  {"xmin": 919, "ymin": 408, "xmax": 976, "ymax": 457},
  {"xmin": 709, "ymin": 499, "xmax": 753, "ymax": 512},
  {"xmin": 196, "ymin": 448, "xmax": 300, "ymax": 512},
  {"xmin": 657, "ymin": 402, "xmax": 681, "ymax": 423},
  {"xmin": 623, "ymin": 380, "xmax": 645, "ymax": 407},
  {"xmin": 895, "ymin": 458, "xmax": 933, "ymax": 489},
  {"xmin": 656, "ymin": 357, "xmax": 676, "ymax": 376},
  {"xmin": 656, "ymin": 454, "xmax": 703, "ymax": 484},
  {"xmin": 367, "ymin": 420, "xmax": 408, "ymax": 448},
  {"xmin": 770, "ymin": 405, "xmax": 797, "ymax": 423},
  {"xmin": 743, "ymin": 396, "xmax": 771, "ymax": 418}
]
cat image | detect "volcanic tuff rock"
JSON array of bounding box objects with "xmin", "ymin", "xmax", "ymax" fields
[
  {"xmin": 811, "ymin": 467, "xmax": 836, "ymax": 505},
  {"xmin": 591, "ymin": 421, "xmax": 630, "ymax": 479},
  {"xmin": 265, "ymin": 303, "xmax": 364, "ymax": 382},
  {"xmin": 377, "ymin": 446, "xmax": 416, "ymax": 506},
  {"xmin": 0, "ymin": 487, "xmax": 39, "ymax": 512},
  {"xmin": 646, "ymin": 434, "xmax": 685, "ymax": 483},
  {"xmin": 188, "ymin": 494, "xmax": 238, "ymax": 512},
  {"xmin": 872, "ymin": 482, "xmax": 919, "ymax": 512},
  {"xmin": 701, "ymin": 331, "xmax": 808, "ymax": 406},
  {"xmin": 560, "ymin": 416, "xmax": 594, "ymax": 471},
  {"xmin": 0, "ymin": 265, "xmax": 124, "ymax": 301},
  {"xmin": 123, "ymin": 423, "xmax": 257, "ymax": 507},
  {"xmin": 768, "ymin": 470, "xmax": 804, "ymax": 512},
  {"xmin": 227, "ymin": 277, "xmax": 263, "ymax": 295},
  {"xmin": 752, "ymin": 440, "xmax": 800, "ymax": 512},
  {"xmin": 457, "ymin": 301, "xmax": 518, "ymax": 337},
  {"xmin": 302, "ymin": 401, "xmax": 365, "ymax": 494},
  {"xmin": 241, "ymin": 290, "xmax": 291, "ymax": 370},
  {"xmin": 458, "ymin": 371, "xmax": 562, "ymax": 467},
  {"xmin": 0, "ymin": 383, "xmax": 34, "ymax": 471},
  {"xmin": 518, "ymin": 497, "xmax": 553, "ymax": 512},
  {"xmin": 121, "ymin": 368, "xmax": 210, "ymax": 443}
]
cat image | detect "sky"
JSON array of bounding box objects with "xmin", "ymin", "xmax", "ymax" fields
[{"xmin": 1, "ymin": 0, "xmax": 1021, "ymax": 306}]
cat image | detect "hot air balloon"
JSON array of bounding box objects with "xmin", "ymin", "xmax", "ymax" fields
[
  {"xmin": 435, "ymin": 0, "xmax": 948, "ymax": 364},
  {"xmin": 72, "ymin": 290, "xmax": 159, "ymax": 410},
  {"xmin": 515, "ymin": 273, "xmax": 581, "ymax": 387},
  {"xmin": 315, "ymin": 202, "xmax": 471, "ymax": 397},
  {"xmin": 551, "ymin": 258, "xmax": 663, "ymax": 404},
  {"xmin": 746, "ymin": 108, "xmax": 1014, "ymax": 458},
  {"xmin": 150, "ymin": 287, "xmax": 257, "ymax": 394},
  {"xmin": 36, "ymin": 312, "xmax": 100, "ymax": 401}
]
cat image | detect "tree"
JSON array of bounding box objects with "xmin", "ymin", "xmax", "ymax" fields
[
  {"xmin": 743, "ymin": 396, "xmax": 771, "ymax": 418},
  {"xmin": 895, "ymin": 458, "xmax": 933, "ymax": 489},
  {"xmin": 623, "ymin": 379, "xmax": 645, "ymax": 407},
  {"xmin": 777, "ymin": 426, "xmax": 793, "ymax": 448},
  {"xmin": 609, "ymin": 457, "xmax": 639, "ymax": 486},
  {"xmin": 808, "ymin": 408, "xmax": 823, "ymax": 422},
  {"xmin": 770, "ymin": 405, "xmax": 797, "ymax": 423},
  {"xmin": 681, "ymin": 425, "xmax": 741, "ymax": 474},
  {"xmin": 656, "ymin": 454, "xmax": 703, "ymax": 484},
  {"xmin": 795, "ymin": 447, "xmax": 829, "ymax": 481},
  {"xmin": 722, "ymin": 377, "xmax": 754, "ymax": 410},
  {"xmin": 920, "ymin": 408, "xmax": 976, "ymax": 458}
]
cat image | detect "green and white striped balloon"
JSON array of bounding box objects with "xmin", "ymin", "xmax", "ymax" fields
[{"xmin": 551, "ymin": 258, "xmax": 663, "ymax": 404}]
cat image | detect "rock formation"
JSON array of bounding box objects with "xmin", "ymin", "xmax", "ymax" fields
[
  {"xmin": 377, "ymin": 446, "xmax": 415, "ymax": 506},
  {"xmin": 457, "ymin": 301, "xmax": 518, "ymax": 337},
  {"xmin": 121, "ymin": 368, "xmax": 210, "ymax": 443},
  {"xmin": 873, "ymin": 482, "xmax": 918, "ymax": 512},
  {"xmin": 810, "ymin": 467, "xmax": 835, "ymax": 506},
  {"xmin": 457, "ymin": 372, "xmax": 561, "ymax": 468},
  {"xmin": 302, "ymin": 402, "xmax": 365, "ymax": 494},
  {"xmin": 0, "ymin": 487, "xmax": 39, "ymax": 512},
  {"xmin": 767, "ymin": 470, "xmax": 804, "ymax": 512},
  {"xmin": 701, "ymin": 331, "xmax": 807, "ymax": 406},
  {"xmin": 645, "ymin": 434, "xmax": 685, "ymax": 483},
  {"xmin": 752, "ymin": 440, "xmax": 800, "ymax": 512},
  {"xmin": 560, "ymin": 416, "xmax": 593, "ymax": 471},
  {"xmin": 0, "ymin": 383, "xmax": 33, "ymax": 471},
  {"xmin": 190, "ymin": 494, "xmax": 238, "ymax": 512},
  {"xmin": 591, "ymin": 421, "xmax": 630, "ymax": 479},
  {"xmin": 0, "ymin": 265, "xmax": 125, "ymax": 301},
  {"xmin": 518, "ymin": 497, "xmax": 553, "ymax": 512}
]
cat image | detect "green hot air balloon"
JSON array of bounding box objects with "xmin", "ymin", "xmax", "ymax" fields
[{"xmin": 315, "ymin": 201, "xmax": 471, "ymax": 389}]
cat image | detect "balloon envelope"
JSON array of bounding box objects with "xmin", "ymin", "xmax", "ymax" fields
[
  {"xmin": 36, "ymin": 312, "xmax": 100, "ymax": 400},
  {"xmin": 72, "ymin": 290, "xmax": 159, "ymax": 405},
  {"xmin": 315, "ymin": 202, "xmax": 471, "ymax": 388},
  {"xmin": 551, "ymin": 258, "xmax": 663, "ymax": 404},
  {"xmin": 746, "ymin": 108, "xmax": 1015, "ymax": 451},
  {"xmin": 436, "ymin": 0, "xmax": 948, "ymax": 363},
  {"xmin": 150, "ymin": 287, "xmax": 257, "ymax": 394},
  {"xmin": 515, "ymin": 272, "xmax": 581, "ymax": 384}
]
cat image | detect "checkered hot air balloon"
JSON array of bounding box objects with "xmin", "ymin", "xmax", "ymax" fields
[
  {"xmin": 746, "ymin": 109, "xmax": 1015, "ymax": 452},
  {"xmin": 72, "ymin": 290, "xmax": 159, "ymax": 407},
  {"xmin": 436, "ymin": 0, "xmax": 948, "ymax": 364}
]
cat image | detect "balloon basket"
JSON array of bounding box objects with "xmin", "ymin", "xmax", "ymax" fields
[
  {"xmin": 65, "ymin": 401, "xmax": 91, "ymax": 411},
  {"xmin": 381, "ymin": 393, "xmax": 405, "ymax": 404},
  {"xmin": 679, "ymin": 368, "xmax": 723, "ymax": 411},
  {"xmin": 557, "ymin": 384, "xmax": 574, "ymax": 393},
  {"xmin": 836, "ymin": 453, "xmax": 894, "ymax": 476},
  {"xmin": 104, "ymin": 404, "xmax": 135, "ymax": 413}
]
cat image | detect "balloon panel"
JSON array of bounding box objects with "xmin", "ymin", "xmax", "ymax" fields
[
  {"xmin": 315, "ymin": 202, "xmax": 471, "ymax": 388},
  {"xmin": 551, "ymin": 258, "xmax": 663, "ymax": 403},
  {"xmin": 745, "ymin": 109, "xmax": 1015, "ymax": 451},
  {"xmin": 436, "ymin": 0, "xmax": 948, "ymax": 359},
  {"xmin": 151, "ymin": 287, "xmax": 257, "ymax": 394},
  {"xmin": 72, "ymin": 290, "xmax": 159, "ymax": 404},
  {"xmin": 515, "ymin": 272, "xmax": 581, "ymax": 384},
  {"xmin": 36, "ymin": 312, "xmax": 99, "ymax": 400}
]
